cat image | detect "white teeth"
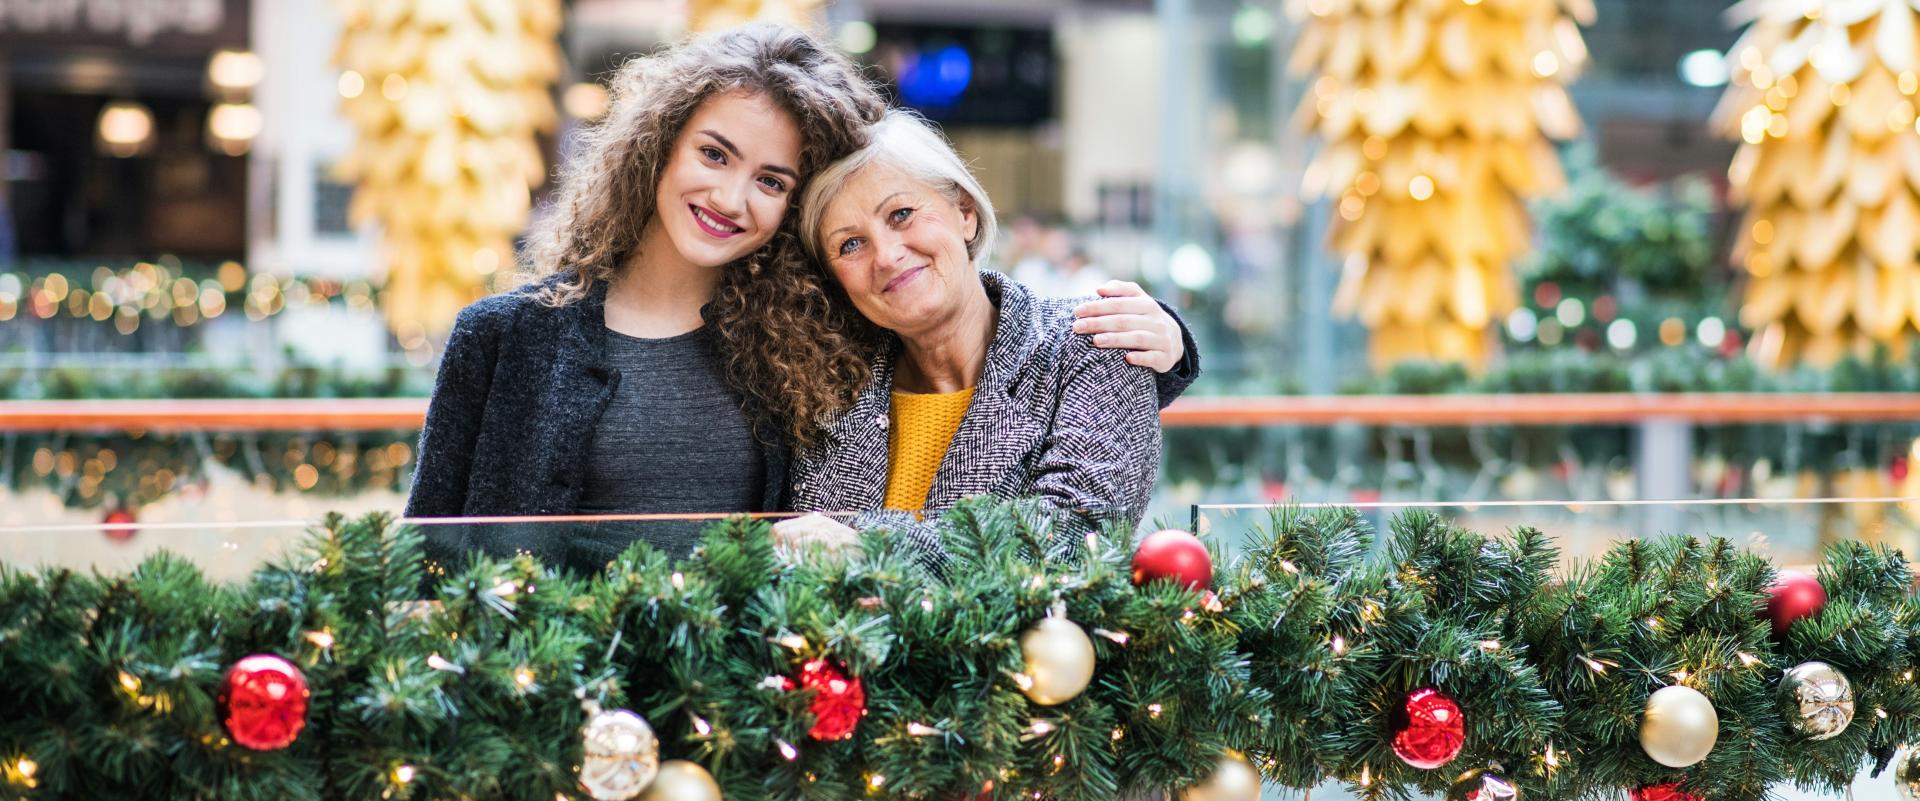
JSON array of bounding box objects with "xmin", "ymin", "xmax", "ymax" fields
[{"xmin": 694, "ymin": 208, "xmax": 741, "ymax": 233}]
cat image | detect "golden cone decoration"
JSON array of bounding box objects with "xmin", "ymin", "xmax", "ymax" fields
[
  {"xmin": 332, "ymin": 0, "xmax": 562, "ymax": 339},
  {"xmin": 1715, "ymin": 0, "xmax": 1920, "ymax": 366},
  {"xmin": 1289, "ymin": 0, "xmax": 1591, "ymax": 367},
  {"xmin": 687, "ymin": 0, "xmax": 825, "ymax": 31}
]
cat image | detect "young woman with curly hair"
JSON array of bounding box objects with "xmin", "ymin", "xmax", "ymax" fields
[{"xmin": 405, "ymin": 23, "xmax": 1198, "ymax": 572}]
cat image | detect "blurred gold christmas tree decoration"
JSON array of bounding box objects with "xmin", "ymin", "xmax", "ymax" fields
[
  {"xmin": 1716, "ymin": 0, "xmax": 1920, "ymax": 367},
  {"xmin": 1290, "ymin": 0, "xmax": 1590, "ymax": 367},
  {"xmin": 687, "ymin": 0, "xmax": 826, "ymax": 31},
  {"xmin": 332, "ymin": 0, "xmax": 562, "ymax": 341}
]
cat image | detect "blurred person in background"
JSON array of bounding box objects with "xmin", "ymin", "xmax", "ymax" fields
[{"xmin": 406, "ymin": 24, "xmax": 1195, "ymax": 576}]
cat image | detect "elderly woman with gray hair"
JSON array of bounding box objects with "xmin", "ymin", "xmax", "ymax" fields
[{"xmin": 767, "ymin": 109, "xmax": 1165, "ymax": 568}]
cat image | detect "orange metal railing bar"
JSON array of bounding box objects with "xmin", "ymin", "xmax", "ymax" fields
[{"xmin": 3, "ymin": 394, "xmax": 1920, "ymax": 432}]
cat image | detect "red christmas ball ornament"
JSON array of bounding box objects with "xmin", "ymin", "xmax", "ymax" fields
[
  {"xmin": 218, "ymin": 654, "xmax": 310, "ymax": 751},
  {"xmin": 1629, "ymin": 783, "xmax": 1702, "ymax": 801},
  {"xmin": 797, "ymin": 657, "xmax": 865, "ymax": 741},
  {"xmin": 1390, "ymin": 688, "xmax": 1466, "ymax": 769},
  {"xmin": 1132, "ymin": 529, "xmax": 1212, "ymax": 590},
  {"xmin": 1766, "ymin": 569, "xmax": 1828, "ymax": 638},
  {"xmin": 102, "ymin": 507, "xmax": 138, "ymax": 542}
]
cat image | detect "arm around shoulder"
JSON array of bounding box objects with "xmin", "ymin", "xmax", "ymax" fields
[{"xmin": 1029, "ymin": 338, "xmax": 1164, "ymax": 533}]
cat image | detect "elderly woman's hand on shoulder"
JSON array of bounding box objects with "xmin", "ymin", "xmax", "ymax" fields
[{"xmin": 1071, "ymin": 280, "xmax": 1186, "ymax": 372}]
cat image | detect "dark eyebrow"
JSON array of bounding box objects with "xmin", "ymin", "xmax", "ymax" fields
[
  {"xmin": 701, "ymin": 129, "xmax": 798, "ymax": 180},
  {"xmin": 825, "ymin": 193, "xmax": 914, "ymax": 243}
]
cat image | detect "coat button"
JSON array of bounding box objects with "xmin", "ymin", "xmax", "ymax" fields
[{"xmin": 875, "ymin": 414, "xmax": 889, "ymax": 431}]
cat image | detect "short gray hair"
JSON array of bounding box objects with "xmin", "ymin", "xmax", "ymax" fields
[{"xmin": 799, "ymin": 108, "xmax": 998, "ymax": 268}]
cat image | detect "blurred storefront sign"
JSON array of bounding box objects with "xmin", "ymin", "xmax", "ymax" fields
[
  {"xmin": 0, "ymin": 0, "xmax": 247, "ymax": 52},
  {"xmin": 1, "ymin": 0, "xmax": 251, "ymax": 261}
]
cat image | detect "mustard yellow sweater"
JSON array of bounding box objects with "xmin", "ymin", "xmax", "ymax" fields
[{"xmin": 883, "ymin": 388, "xmax": 975, "ymax": 511}]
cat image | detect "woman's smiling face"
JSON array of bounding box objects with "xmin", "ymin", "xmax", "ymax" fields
[
  {"xmin": 650, "ymin": 90, "xmax": 803, "ymax": 268},
  {"xmin": 815, "ymin": 164, "xmax": 981, "ymax": 336}
]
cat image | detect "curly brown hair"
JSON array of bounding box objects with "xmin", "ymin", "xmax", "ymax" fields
[{"xmin": 521, "ymin": 23, "xmax": 883, "ymax": 447}]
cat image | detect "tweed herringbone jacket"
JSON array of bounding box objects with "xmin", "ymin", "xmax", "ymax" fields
[{"xmin": 789, "ymin": 271, "xmax": 1164, "ymax": 569}]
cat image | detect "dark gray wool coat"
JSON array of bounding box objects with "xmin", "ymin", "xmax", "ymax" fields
[{"xmin": 405, "ymin": 272, "xmax": 1199, "ymax": 573}]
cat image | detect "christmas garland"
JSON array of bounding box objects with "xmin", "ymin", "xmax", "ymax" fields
[{"xmin": 3, "ymin": 499, "xmax": 1917, "ymax": 801}]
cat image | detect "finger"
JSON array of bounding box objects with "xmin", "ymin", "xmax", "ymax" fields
[
  {"xmin": 1074, "ymin": 296, "xmax": 1160, "ymax": 318},
  {"xmin": 1072, "ymin": 313, "xmax": 1162, "ymax": 335},
  {"xmin": 1125, "ymin": 350, "xmax": 1174, "ymax": 371},
  {"xmin": 1095, "ymin": 280, "xmax": 1145, "ymax": 298},
  {"xmin": 1091, "ymin": 331, "xmax": 1163, "ymax": 351}
]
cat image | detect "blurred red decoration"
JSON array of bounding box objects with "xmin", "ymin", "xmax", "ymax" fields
[
  {"xmin": 102, "ymin": 507, "xmax": 138, "ymax": 542},
  {"xmin": 1765, "ymin": 570, "xmax": 1827, "ymax": 638},
  {"xmin": 1720, "ymin": 331, "xmax": 1744, "ymax": 358},
  {"xmin": 1391, "ymin": 688, "xmax": 1466, "ymax": 769},
  {"xmin": 219, "ymin": 654, "xmax": 310, "ymax": 751},
  {"xmin": 1534, "ymin": 282, "xmax": 1561, "ymax": 308},
  {"xmin": 1593, "ymin": 295, "xmax": 1617, "ymax": 323},
  {"xmin": 1132, "ymin": 529, "xmax": 1213, "ymax": 590},
  {"xmin": 1629, "ymin": 783, "xmax": 1702, "ymax": 801},
  {"xmin": 797, "ymin": 657, "xmax": 865, "ymax": 741}
]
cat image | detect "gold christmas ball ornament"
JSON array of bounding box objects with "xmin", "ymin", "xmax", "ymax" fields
[
  {"xmin": 579, "ymin": 709, "xmax": 661, "ymax": 801},
  {"xmin": 637, "ymin": 760, "xmax": 722, "ymax": 801},
  {"xmin": 1018, "ymin": 614, "xmax": 1096, "ymax": 706},
  {"xmin": 1779, "ymin": 661, "xmax": 1854, "ymax": 741},
  {"xmin": 1447, "ymin": 763, "xmax": 1520, "ymax": 801},
  {"xmin": 1178, "ymin": 750, "xmax": 1262, "ymax": 801},
  {"xmin": 1640, "ymin": 685, "xmax": 1719, "ymax": 768},
  {"xmin": 1894, "ymin": 746, "xmax": 1920, "ymax": 801}
]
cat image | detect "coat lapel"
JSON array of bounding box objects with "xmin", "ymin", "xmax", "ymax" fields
[
  {"xmin": 922, "ymin": 272, "xmax": 1048, "ymax": 510},
  {"xmin": 532, "ymin": 280, "xmax": 618, "ymax": 511},
  {"xmin": 811, "ymin": 344, "xmax": 895, "ymax": 512}
]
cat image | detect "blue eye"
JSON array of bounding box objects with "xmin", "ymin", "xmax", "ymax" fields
[
  {"xmin": 837, "ymin": 237, "xmax": 864, "ymax": 257},
  {"xmin": 889, "ymin": 207, "xmax": 913, "ymax": 224}
]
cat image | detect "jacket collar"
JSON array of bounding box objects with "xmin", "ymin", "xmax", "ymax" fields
[
  {"xmin": 562, "ymin": 277, "xmax": 612, "ymax": 372},
  {"xmin": 975, "ymin": 269, "xmax": 1042, "ymax": 396}
]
